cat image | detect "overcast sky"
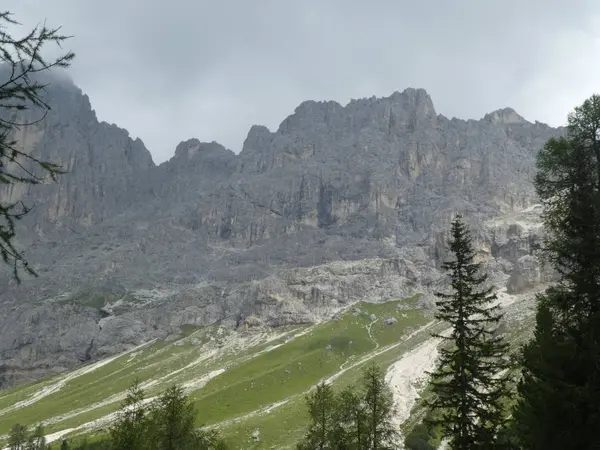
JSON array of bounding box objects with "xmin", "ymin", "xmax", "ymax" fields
[{"xmin": 5, "ymin": 1, "xmax": 600, "ymax": 164}]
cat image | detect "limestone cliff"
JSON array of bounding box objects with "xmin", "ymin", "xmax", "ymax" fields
[{"xmin": 0, "ymin": 77, "xmax": 561, "ymax": 386}]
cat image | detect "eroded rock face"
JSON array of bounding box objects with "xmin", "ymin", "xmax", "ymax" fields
[
  {"xmin": 0, "ymin": 76, "xmax": 561, "ymax": 386},
  {"xmin": 0, "ymin": 80, "xmax": 154, "ymax": 234}
]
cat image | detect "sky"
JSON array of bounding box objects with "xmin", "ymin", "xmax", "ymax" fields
[{"xmin": 4, "ymin": 1, "xmax": 600, "ymax": 164}]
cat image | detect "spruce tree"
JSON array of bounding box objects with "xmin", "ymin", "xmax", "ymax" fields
[
  {"xmin": 107, "ymin": 382, "xmax": 227, "ymax": 450},
  {"xmin": 513, "ymin": 95, "xmax": 600, "ymax": 449},
  {"xmin": 426, "ymin": 215, "xmax": 510, "ymax": 450}
]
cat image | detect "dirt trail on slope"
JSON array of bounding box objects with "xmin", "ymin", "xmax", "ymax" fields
[
  {"xmin": 339, "ymin": 317, "xmax": 379, "ymax": 372},
  {"xmin": 366, "ymin": 317, "xmax": 380, "ymax": 349}
]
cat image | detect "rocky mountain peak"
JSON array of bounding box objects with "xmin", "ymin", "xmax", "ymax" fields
[
  {"xmin": 388, "ymin": 87, "xmax": 436, "ymax": 111},
  {"xmin": 483, "ymin": 107, "xmax": 527, "ymax": 125},
  {"xmin": 277, "ymin": 100, "xmax": 344, "ymax": 133},
  {"xmin": 153, "ymin": 139, "xmax": 237, "ymax": 198},
  {"xmin": 240, "ymin": 125, "xmax": 275, "ymax": 159},
  {"xmin": 172, "ymin": 138, "xmax": 232, "ymax": 161},
  {"xmin": 0, "ymin": 73, "xmax": 155, "ymax": 232},
  {"xmin": 275, "ymin": 88, "xmax": 438, "ymax": 137}
]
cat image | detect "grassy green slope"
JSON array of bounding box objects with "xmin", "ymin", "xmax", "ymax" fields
[{"xmin": 0, "ymin": 296, "xmax": 433, "ymax": 449}]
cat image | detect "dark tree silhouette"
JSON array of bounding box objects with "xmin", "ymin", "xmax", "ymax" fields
[
  {"xmin": 426, "ymin": 215, "xmax": 510, "ymax": 449},
  {"xmin": 0, "ymin": 10, "xmax": 74, "ymax": 281}
]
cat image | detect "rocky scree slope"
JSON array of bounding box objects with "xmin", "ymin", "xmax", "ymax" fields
[{"xmin": 0, "ymin": 76, "xmax": 561, "ymax": 386}]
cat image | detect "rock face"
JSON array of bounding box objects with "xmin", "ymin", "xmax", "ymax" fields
[
  {"xmin": 0, "ymin": 78, "xmax": 154, "ymax": 234},
  {"xmin": 0, "ymin": 76, "xmax": 562, "ymax": 386}
]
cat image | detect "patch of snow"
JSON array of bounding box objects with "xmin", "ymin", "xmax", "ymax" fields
[
  {"xmin": 44, "ymin": 353, "xmax": 222, "ymax": 427},
  {"xmin": 153, "ymin": 349, "xmax": 219, "ymax": 384},
  {"xmin": 251, "ymin": 325, "xmax": 317, "ymax": 358},
  {"xmin": 262, "ymin": 400, "xmax": 289, "ymax": 414},
  {"xmin": 46, "ymin": 395, "xmax": 160, "ymax": 443},
  {"xmin": 42, "ymin": 369, "xmax": 225, "ymax": 442},
  {"xmin": 486, "ymin": 217, "xmax": 543, "ymax": 232}
]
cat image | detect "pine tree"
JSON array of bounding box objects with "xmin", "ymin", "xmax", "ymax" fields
[
  {"xmin": 404, "ymin": 423, "xmax": 437, "ymax": 450},
  {"xmin": 512, "ymin": 294, "xmax": 577, "ymax": 449},
  {"xmin": 110, "ymin": 379, "xmax": 147, "ymax": 450},
  {"xmin": 426, "ymin": 215, "xmax": 510, "ymax": 449},
  {"xmin": 362, "ymin": 363, "xmax": 398, "ymax": 449},
  {"xmin": 297, "ymin": 382, "xmax": 337, "ymax": 450},
  {"xmin": 8, "ymin": 423, "xmax": 28, "ymax": 450},
  {"xmin": 332, "ymin": 386, "xmax": 368, "ymax": 449},
  {"xmin": 513, "ymin": 95, "xmax": 600, "ymax": 449},
  {"xmin": 59, "ymin": 440, "xmax": 69, "ymax": 450},
  {"xmin": 107, "ymin": 382, "xmax": 227, "ymax": 450},
  {"xmin": 193, "ymin": 429, "xmax": 229, "ymax": 450},
  {"xmin": 298, "ymin": 366, "xmax": 399, "ymax": 449},
  {"xmin": 145, "ymin": 385, "xmax": 200, "ymax": 450}
]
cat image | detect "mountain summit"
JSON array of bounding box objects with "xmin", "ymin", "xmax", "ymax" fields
[{"xmin": 484, "ymin": 107, "xmax": 527, "ymax": 124}]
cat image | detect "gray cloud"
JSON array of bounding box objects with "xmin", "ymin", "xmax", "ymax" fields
[{"xmin": 5, "ymin": 0, "xmax": 600, "ymax": 163}]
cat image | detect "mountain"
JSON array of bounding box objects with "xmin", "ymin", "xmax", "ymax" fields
[
  {"xmin": 0, "ymin": 291, "xmax": 538, "ymax": 448},
  {"xmin": 0, "ymin": 76, "xmax": 561, "ymax": 387}
]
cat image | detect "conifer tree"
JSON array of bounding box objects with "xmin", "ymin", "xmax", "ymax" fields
[
  {"xmin": 8, "ymin": 423, "xmax": 27, "ymax": 450},
  {"xmin": 512, "ymin": 295, "xmax": 576, "ymax": 449},
  {"xmin": 513, "ymin": 95, "xmax": 600, "ymax": 449},
  {"xmin": 404, "ymin": 423, "xmax": 437, "ymax": 450},
  {"xmin": 108, "ymin": 382, "xmax": 227, "ymax": 450},
  {"xmin": 25, "ymin": 425, "xmax": 46, "ymax": 450},
  {"xmin": 362, "ymin": 363, "xmax": 398, "ymax": 449},
  {"xmin": 145, "ymin": 385, "xmax": 199, "ymax": 450},
  {"xmin": 110, "ymin": 379, "xmax": 147, "ymax": 450},
  {"xmin": 297, "ymin": 382, "xmax": 337, "ymax": 450},
  {"xmin": 426, "ymin": 215, "xmax": 510, "ymax": 449},
  {"xmin": 297, "ymin": 365, "xmax": 399, "ymax": 449},
  {"xmin": 332, "ymin": 386, "xmax": 368, "ymax": 449},
  {"xmin": 0, "ymin": 10, "xmax": 74, "ymax": 281}
]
